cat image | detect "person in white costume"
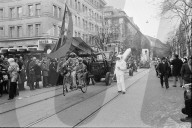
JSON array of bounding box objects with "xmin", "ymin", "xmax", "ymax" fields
[{"xmin": 114, "ymin": 55, "xmax": 127, "ymax": 94}]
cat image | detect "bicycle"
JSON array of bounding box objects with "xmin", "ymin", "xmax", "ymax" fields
[{"xmin": 62, "ymin": 69, "xmax": 88, "ymax": 96}]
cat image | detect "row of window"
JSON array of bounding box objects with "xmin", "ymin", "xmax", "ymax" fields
[
  {"xmin": 67, "ymin": 0, "xmax": 103, "ymax": 21},
  {"xmin": 88, "ymin": 0, "xmax": 103, "ymax": 9},
  {"xmin": 0, "ymin": 3, "xmax": 41, "ymax": 20},
  {"xmin": 0, "ymin": 24, "xmax": 41, "ymax": 38},
  {"xmin": 52, "ymin": 5, "xmax": 62, "ymax": 19},
  {"xmin": 74, "ymin": 15, "xmax": 100, "ymax": 32},
  {"xmin": 74, "ymin": 31, "xmax": 95, "ymax": 45}
]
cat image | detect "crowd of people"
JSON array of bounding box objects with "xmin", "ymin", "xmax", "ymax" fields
[
  {"xmin": 154, "ymin": 54, "xmax": 192, "ymax": 122},
  {"xmin": 0, "ymin": 52, "xmax": 89, "ymax": 100}
]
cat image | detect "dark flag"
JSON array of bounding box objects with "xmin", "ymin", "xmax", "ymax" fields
[{"xmin": 47, "ymin": 4, "xmax": 73, "ymax": 59}]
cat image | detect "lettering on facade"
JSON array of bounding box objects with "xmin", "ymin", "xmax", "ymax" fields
[{"xmin": 39, "ymin": 40, "xmax": 57, "ymax": 44}]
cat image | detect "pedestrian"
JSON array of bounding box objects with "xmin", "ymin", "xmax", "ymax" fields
[
  {"xmin": 0, "ymin": 60, "xmax": 4, "ymax": 97},
  {"xmin": 17, "ymin": 56, "xmax": 25, "ymax": 90},
  {"xmin": 171, "ymin": 54, "xmax": 183, "ymax": 87},
  {"xmin": 156, "ymin": 57, "xmax": 170, "ymax": 89},
  {"xmin": 34, "ymin": 59, "xmax": 42, "ymax": 89},
  {"xmin": 26, "ymin": 57, "xmax": 31, "ymax": 87},
  {"xmin": 49, "ymin": 59, "xmax": 58, "ymax": 86},
  {"xmin": 114, "ymin": 55, "xmax": 127, "ymax": 94},
  {"xmin": 41, "ymin": 57, "xmax": 49, "ymax": 88},
  {"xmin": 28, "ymin": 57, "xmax": 36, "ymax": 90},
  {"xmin": 180, "ymin": 56, "xmax": 192, "ymax": 122},
  {"xmin": 7, "ymin": 58, "xmax": 19, "ymax": 100},
  {"xmin": 18, "ymin": 64, "xmax": 26, "ymax": 90}
]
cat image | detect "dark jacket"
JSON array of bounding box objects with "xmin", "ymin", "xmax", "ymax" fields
[
  {"xmin": 34, "ymin": 64, "xmax": 41, "ymax": 75},
  {"xmin": 157, "ymin": 62, "xmax": 170, "ymax": 75},
  {"xmin": 171, "ymin": 58, "xmax": 183, "ymax": 76},
  {"xmin": 181, "ymin": 63, "xmax": 192, "ymax": 84}
]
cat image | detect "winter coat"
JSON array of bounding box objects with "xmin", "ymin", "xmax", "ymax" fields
[
  {"xmin": 8, "ymin": 62, "xmax": 19, "ymax": 82},
  {"xmin": 157, "ymin": 62, "xmax": 171, "ymax": 75},
  {"xmin": 41, "ymin": 61, "xmax": 49, "ymax": 76},
  {"xmin": 171, "ymin": 58, "xmax": 183, "ymax": 76},
  {"xmin": 181, "ymin": 63, "xmax": 192, "ymax": 84}
]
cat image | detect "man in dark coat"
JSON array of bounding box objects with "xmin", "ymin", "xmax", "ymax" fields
[
  {"xmin": 34, "ymin": 59, "xmax": 41, "ymax": 89},
  {"xmin": 180, "ymin": 56, "xmax": 192, "ymax": 122},
  {"xmin": 41, "ymin": 57, "xmax": 50, "ymax": 88},
  {"xmin": 28, "ymin": 57, "xmax": 36, "ymax": 90},
  {"xmin": 49, "ymin": 59, "xmax": 58, "ymax": 86},
  {"xmin": 171, "ymin": 54, "xmax": 183, "ymax": 87},
  {"xmin": 157, "ymin": 57, "xmax": 171, "ymax": 89}
]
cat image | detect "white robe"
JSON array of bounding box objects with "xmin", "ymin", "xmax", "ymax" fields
[
  {"xmin": 114, "ymin": 60, "xmax": 127, "ymax": 92},
  {"xmin": 114, "ymin": 60, "xmax": 127, "ymax": 76}
]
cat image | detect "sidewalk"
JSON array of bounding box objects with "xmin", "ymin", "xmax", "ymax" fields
[{"xmin": 140, "ymin": 68, "xmax": 191, "ymax": 128}]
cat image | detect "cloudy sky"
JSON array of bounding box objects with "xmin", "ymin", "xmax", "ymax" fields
[{"xmin": 105, "ymin": 0, "xmax": 180, "ymax": 43}]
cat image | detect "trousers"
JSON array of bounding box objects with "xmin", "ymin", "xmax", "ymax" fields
[
  {"xmin": 116, "ymin": 74, "xmax": 125, "ymax": 92},
  {"xmin": 9, "ymin": 82, "xmax": 17, "ymax": 99},
  {"xmin": 43, "ymin": 76, "xmax": 48, "ymax": 87},
  {"xmin": 71, "ymin": 71, "xmax": 77, "ymax": 87},
  {"xmin": 160, "ymin": 74, "xmax": 169, "ymax": 88}
]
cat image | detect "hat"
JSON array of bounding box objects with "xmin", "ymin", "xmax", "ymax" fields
[
  {"xmin": 8, "ymin": 58, "xmax": 15, "ymax": 63},
  {"xmin": 161, "ymin": 57, "xmax": 166, "ymax": 60}
]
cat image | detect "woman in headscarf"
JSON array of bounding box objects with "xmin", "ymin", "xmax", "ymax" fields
[
  {"xmin": 114, "ymin": 55, "xmax": 127, "ymax": 94},
  {"xmin": 7, "ymin": 58, "xmax": 19, "ymax": 100}
]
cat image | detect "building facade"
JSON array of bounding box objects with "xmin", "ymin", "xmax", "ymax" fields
[
  {"xmin": 103, "ymin": 6, "xmax": 139, "ymax": 53},
  {"xmin": 0, "ymin": 0, "xmax": 106, "ymax": 55}
]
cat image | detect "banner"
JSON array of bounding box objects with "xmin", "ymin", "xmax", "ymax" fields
[{"xmin": 47, "ymin": 4, "xmax": 73, "ymax": 59}]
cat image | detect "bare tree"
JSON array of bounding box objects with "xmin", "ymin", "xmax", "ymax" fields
[
  {"xmin": 92, "ymin": 23, "xmax": 120, "ymax": 51},
  {"xmin": 160, "ymin": 0, "xmax": 192, "ymax": 56}
]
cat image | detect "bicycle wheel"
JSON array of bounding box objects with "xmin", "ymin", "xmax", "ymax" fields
[{"xmin": 81, "ymin": 74, "xmax": 87, "ymax": 93}]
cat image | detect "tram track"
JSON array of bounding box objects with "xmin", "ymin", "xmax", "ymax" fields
[
  {"xmin": 0, "ymin": 69, "xmax": 146, "ymax": 115},
  {"xmin": 73, "ymin": 69, "xmax": 150, "ymax": 127},
  {"xmin": 0, "ymin": 86, "xmax": 63, "ymax": 106},
  {"xmin": 25, "ymin": 69, "xmax": 149, "ymax": 127}
]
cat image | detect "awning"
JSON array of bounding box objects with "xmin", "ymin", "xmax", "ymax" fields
[
  {"xmin": 17, "ymin": 46, "xmax": 28, "ymax": 52},
  {"xmin": 27, "ymin": 46, "xmax": 38, "ymax": 51},
  {"xmin": 8, "ymin": 48, "xmax": 17, "ymax": 52},
  {"xmin": 0, "ymin": 48, "xmax": 8, "ymax": 53}
]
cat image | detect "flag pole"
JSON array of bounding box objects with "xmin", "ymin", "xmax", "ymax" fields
[{"xmin": 56, "ymin": 3, "xmax": 67, "ymax": 72}]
